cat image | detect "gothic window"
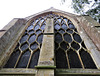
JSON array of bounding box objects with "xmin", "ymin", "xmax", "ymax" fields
[
  {"xmin": 3, "ymin": 13, "xmax": 98, "ymax": 73},
  {"xmin": 3, "ymin": 16, "xmax": 47, "ymax": 68},
  {"xmin": 54, "ymin": 15, "xmax": 97, "ymax": 69}
]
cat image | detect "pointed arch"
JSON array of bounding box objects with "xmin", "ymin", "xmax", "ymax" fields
[{"xmin": 0, "ymin": 8, "xmax": 100, "ymax": 76}]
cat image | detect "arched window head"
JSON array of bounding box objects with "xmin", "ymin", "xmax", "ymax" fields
[{"xmin": 3, "ymin": 13, "xmax": 97, "ymax": 69}]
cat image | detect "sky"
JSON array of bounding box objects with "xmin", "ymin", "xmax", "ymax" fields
[{"xmin": 0, "ymin": 0, "xmax": 75, "ymax": 30}]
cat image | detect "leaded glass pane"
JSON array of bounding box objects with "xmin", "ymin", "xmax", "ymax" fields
[
  {"xmin": 54, "ymin": 14, "xmax": 97, "ymax": 69},
  {"xmin": 4, "ymin": 15, "xmax": 47, "ymax": 68}
]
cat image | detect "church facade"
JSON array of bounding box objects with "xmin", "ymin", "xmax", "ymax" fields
[{"xmin": 0, "ymin": 8, "xmax": 100, "ymax": 76}]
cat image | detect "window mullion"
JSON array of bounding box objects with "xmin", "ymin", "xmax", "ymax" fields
[{"xmin": 36, "ymin": 18, "xmax": 55, "ymax": 68}]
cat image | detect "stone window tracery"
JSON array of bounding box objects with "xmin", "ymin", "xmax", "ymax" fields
[{"xmin": 3, "ymin": 14, "xmax": 97, "ymax": 69}]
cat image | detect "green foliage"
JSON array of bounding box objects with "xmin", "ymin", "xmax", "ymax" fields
[
  {"xmin": 61, "ymin": 0, "xmax": 100, "ymax": 23},
  {"xmin": 86, "ymin": 5, "xmax": 100, "ymax": 22}
]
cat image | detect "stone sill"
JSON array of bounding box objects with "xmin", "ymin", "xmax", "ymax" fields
[
  {"xmin": 56, "ymin": 69, "xmax": 100, "ymax": 75},
  {"xmin": 0, "ymin": 68, "xmax": 36, "ymax": 75}
]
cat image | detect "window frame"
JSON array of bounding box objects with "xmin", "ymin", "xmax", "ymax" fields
[
  {"xmin": 0, "ymin": 68, "xmax": 36, "ymax": 76},
  {"xmin": 56, "ymin": 69, "xmax": 100, "ymax": 76},
  {"xmin": 0, "ymin": 11, "xmax": 100, "ymax": 75}
]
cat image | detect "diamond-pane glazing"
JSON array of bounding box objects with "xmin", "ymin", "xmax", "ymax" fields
[
  {"xmin": 4, "ymin": 15, "xmax": 48, "ymax": 68},
  {"xmin": 54, "ymin": 15, "xmax": 97, "ymax": 69},
  {"xmin": 4, "ymin": 13, "xmax": 97, "ymax": 69}
]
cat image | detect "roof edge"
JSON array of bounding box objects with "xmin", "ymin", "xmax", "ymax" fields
[{"xmin": 25, "ymin": 7, "xmax": 78, "ymax": 20}]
